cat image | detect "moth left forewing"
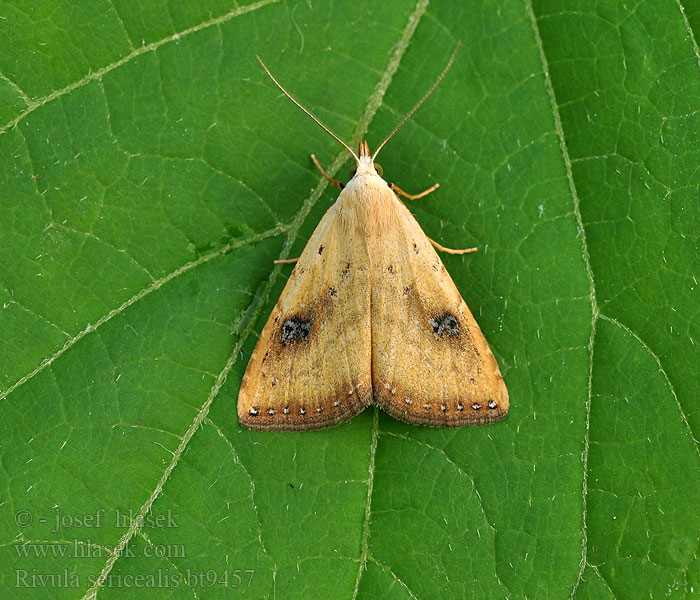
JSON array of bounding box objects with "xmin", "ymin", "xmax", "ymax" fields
[
  {"xmin": 238, "ymin": 199, "xmax": 373, "ymax": 431},
  {"xmin": 370, "ymin": 189, "xmax": 508, "ymax": 427}
]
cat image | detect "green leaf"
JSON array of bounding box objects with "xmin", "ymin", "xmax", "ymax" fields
[{"xmin": 1, "ymin": 1, "xmax": 698, "ymax": 598}]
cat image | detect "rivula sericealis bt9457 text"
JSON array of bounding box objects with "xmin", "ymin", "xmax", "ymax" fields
[{"xmin": 238, "ymin": 47, "xmax": 508, "ymax": 431}]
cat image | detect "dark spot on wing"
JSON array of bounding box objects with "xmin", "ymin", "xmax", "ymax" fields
[
  {"xmin": 387, "ymin": 264, "xmax": 394, "ymax": 273},
  {"xmin": 281, "ymin": 318, "xmax": 312, "ymax": 344},
  {"xmin": 342, "ymin": 263, "xmax": 351, "ymax": 281},
  {"xmin": 428, "ymin": 313, "xmax": 460, "ymax": 339},
  {"xmin": 318, "ymin": 245, "xmax": 324, "ymax": 255},
  {"xmin": 412, "ymin": 241, "xmax": 419, "ymax": 254},
  {"xmin": 328, "ymin": 287, "xmax": 337, "ymax": 298}
]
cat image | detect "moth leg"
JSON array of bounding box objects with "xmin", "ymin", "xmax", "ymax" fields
[
  {"xmin": 274, "ymin": 257, "xmax": 299, "ymax": 264},
  {"xmin": 428, "ymin": 237, "xmax": 477, "ymax": 255},
  {"xmin": 390, "ymin": 182, "xmax": 439, "ymax": 200},
  {"xmin": 311, "ymin": 154, "xmax": 344, "ymax": 189}
]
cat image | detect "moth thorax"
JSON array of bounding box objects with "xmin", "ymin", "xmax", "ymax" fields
[{"xmin": 339, "ymin": 174, "xmax": 398, "ymax": 236}]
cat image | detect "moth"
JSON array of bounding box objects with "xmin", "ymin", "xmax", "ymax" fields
[{"xmin": 238, "ymin": 48, "xmax": 508, "ymax": 431}]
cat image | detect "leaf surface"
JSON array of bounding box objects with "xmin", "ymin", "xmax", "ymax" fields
[{"xmin": 1, "ymin": 1, "xmax": 698, "ymax": 598}]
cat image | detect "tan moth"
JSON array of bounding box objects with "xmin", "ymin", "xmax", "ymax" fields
[{"xmin": 238, "ymin": 48, "xmax": 508, "ymax": 431}]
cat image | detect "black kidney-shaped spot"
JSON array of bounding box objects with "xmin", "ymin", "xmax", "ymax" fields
[
  {"xmin": 281, "ymin": 318, "xmax": 312, "ymax": 344},
  {"xmin": 428, "ymin": 313, "xmax": 460, "ymax": 339}
]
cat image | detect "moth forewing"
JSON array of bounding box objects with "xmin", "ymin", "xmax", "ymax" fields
[
  {"xmin": 368, "ymin": 188, "xmax": 508, "ymax": 426},
  {"xmin": 238, "ymin": 186, "xmax": 373, "ymax": 431}
]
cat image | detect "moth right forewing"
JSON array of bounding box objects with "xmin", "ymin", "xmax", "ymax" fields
[
  {"xmin": 370, "ymin": 191, "xmax": 508, "ymax": 427},
  {"xmin": 238, "ymin": 196, "xmax": 373, "ymax": 431}
]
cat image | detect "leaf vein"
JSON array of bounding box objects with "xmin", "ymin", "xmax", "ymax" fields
[
  {"xmin": 0, "ymin": 225, "xmax": 285, "ymax": 403},
  {"xmin": 206, "ymin": 417, "xmax": 277, "ymax": 571},
  {"xmin": 80, "ymin": 307, "xmax": 251, "ymax": 598},
  {"xmin": 524, "ymin": 1, "xmax": 598, "ymax": 597},
  {"xmin": 599, "ymin": 313, "xmax": 700, "ymax": 455},
  {"xmin": 0, "ymin": 0, "xmax": 283, "ymax": 135},
  {"xmin": 367, "ymin": 556, "xmax": 421, "ymax": 600}
]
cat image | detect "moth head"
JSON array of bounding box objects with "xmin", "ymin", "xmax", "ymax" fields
[{"xmin": 349, "ymin": 141, "xmax": 383, "ymax": 178}]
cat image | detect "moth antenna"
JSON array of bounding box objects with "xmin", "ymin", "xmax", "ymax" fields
[
  {"xmin": 372, "ymin": 42, "xmax": 461, "ymax": 162},
  {"xmin": 257, "ymin": 56, "xmax": 360, "ymax": 163}
]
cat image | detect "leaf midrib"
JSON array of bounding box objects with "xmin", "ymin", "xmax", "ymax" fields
[{"xmin": 524, "ymin": 1, "xmax": 596, "ymax": 597}]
